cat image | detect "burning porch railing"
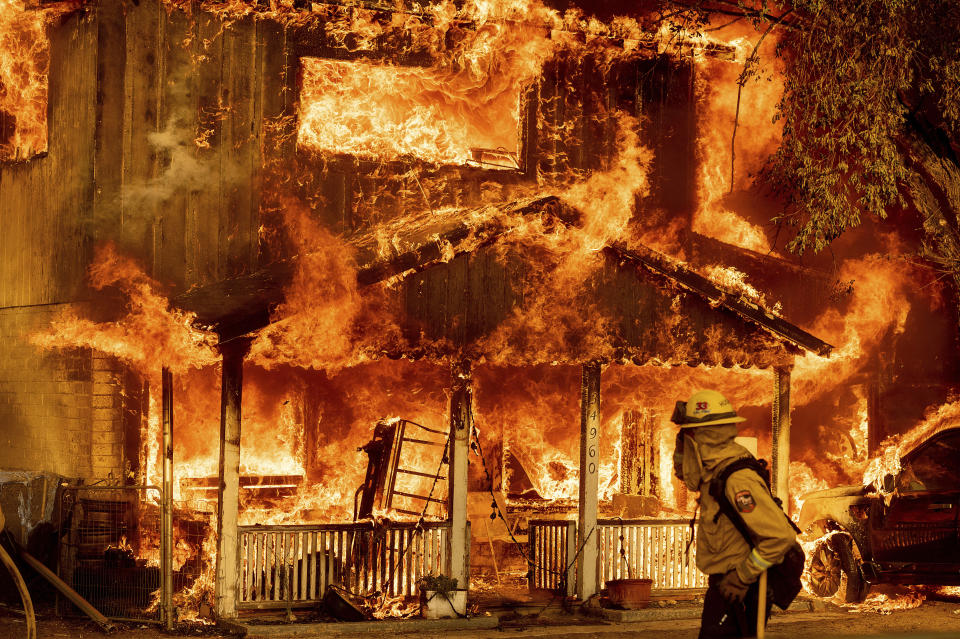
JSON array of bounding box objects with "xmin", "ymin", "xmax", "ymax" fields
[
  {"xmin": 529, "ymin": 518, "xmax": 707, "ymax": 595},
  {"xmin": 237, "ymin": 521, "xmax": 453, "ymax": 609},
  {"xmin": 529, "ymin": 519, "xmax": 577, "ymax": 596}
]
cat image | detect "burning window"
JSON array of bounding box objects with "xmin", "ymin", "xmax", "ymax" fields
[
  {"xmin": 0, "ymin": 0, "xmax": 49, "ymax": 161},
  {"xmin": 298, "ymin": 57, "xmax": 521, "ymax": 170}
]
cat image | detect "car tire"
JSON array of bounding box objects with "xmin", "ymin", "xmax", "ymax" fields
[{"xmin": 808, "ymin": 534, "xmax": 869, "ymax": 603}]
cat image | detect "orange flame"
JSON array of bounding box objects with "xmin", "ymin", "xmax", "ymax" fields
[
  {"xmin": 0, "ymin": 0, "xmax": 48, "ymax": 160},
  {"xmin": 692, "ymin": 24, "xmax": 781, "ymax": 253},
  {"xmin": 31, "ymin": 244, "xmax": 219, "ymax": 374}
]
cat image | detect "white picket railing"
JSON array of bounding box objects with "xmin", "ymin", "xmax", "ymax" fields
[
  {"xmin": 237, "ymin": 521, "xmax": 451, "ymax": 609},
  {"xmin": 597, "ymin": 519, "xmax": 707, "ymax": 590},
  {"xmin": 528, "ymin": 519, "xmax": 577, "ymax": 596},
  {"xmin": 529, "ymin": 518, "xmax": 707, "ymax": 595}
]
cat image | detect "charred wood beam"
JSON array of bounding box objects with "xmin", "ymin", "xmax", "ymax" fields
[
  {"xmin": 176, "ymin": 196, "xmax": 574, "ymax": 341},
  {"xmin": 356, "ymin": 196, "xmax": 577, "ymax": 285},
  {"xmin": 603, "ymin": 243, "xmax": 833, "ymax": 357}
]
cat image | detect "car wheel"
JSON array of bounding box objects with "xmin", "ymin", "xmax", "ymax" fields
[{"xmin": 808, "ymin": 534, "xmax": 869, "ymax": 603}]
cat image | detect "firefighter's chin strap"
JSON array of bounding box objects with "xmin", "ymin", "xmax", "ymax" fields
[{"xmin": 684, "ymin": 497, "xmax": 700, "ymax": 567}]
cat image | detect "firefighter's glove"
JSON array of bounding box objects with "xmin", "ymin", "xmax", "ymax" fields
[{"xmin": 718, "ymin": 569, "xmax": 749, "ymax": 603}]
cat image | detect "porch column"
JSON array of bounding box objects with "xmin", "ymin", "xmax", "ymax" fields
[
  {"xmin": 576, "ymin": 362, "xmax": 601, "ymax": 600},
  {"xmin": 215, "ymin": 339, "xmax": 248, "ymax": 620},
  {"xmin": 448, "ymin": 359, "xmax": 471, "ymax": 598},
  {"xmin": 771, "ymin": 365, "xmax": 792, "ymax": 506},
  {"xmin": 160, "ymin": 368, "xmax": 174, "ymax": 630}
]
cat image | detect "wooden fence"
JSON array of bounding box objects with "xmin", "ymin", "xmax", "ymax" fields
[
  {"xmin": 529, "ymin": 518, "xmax": 707, "ymax": 594},
  {"xmin": 237, "ymin": 521, "xmax": 452, "ymax": 609}
]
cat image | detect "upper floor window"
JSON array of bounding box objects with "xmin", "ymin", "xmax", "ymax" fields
[
  {"xmin": 297, "ymin": 57, "xmax": 520, "ymax": 170},
  {"xmin": 0, "ymin": 1, "xmax": 49, "ymax": 161}
]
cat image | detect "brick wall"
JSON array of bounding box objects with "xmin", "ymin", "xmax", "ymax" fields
[
  {"xmin": 91, "ymin": 354, "xmax": 126, "ymax": 480},
  {"xmin": 0, "ymin": 304, "xmax": 128, "ymax": 481}
]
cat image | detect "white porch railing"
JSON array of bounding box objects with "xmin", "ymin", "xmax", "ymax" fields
[
  {"xmin": 528, "ymin": 519, "xmax": 577, "ymax": 596},
  {"xmin": 528, "ymin": 518, "xmax": 707, "ymax": 595},
  {"xmin": 237, "ymin": 521, "xmax": 451, "ymax": 609},
  {"xmin": 597, "ymin": 519, "xmax": 707, "ymax": 590}
]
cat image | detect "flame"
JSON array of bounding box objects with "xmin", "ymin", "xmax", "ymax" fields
[
  {"xmin": 692, "ymin": 23, "xmax": 783, "ymax": 253},
  {"xmin": 0, "ymin": 0, "xmax": 48, "ymax": 160},
  {"xmin": 20, "ymin": 0, "xmax": 960, "ymax": 620},
  {"xmin": 30, "ymin": 244, "xmax": 219, "ymax": 374},
  {"xmin": 299, "ymin": 58, "xmax": 522, "ymax": 168},
  {"xmin": 248, "ymin": 200, "xmax": 406, "ymax": 373},
  {"xmin": 367, "ymin": 593, "xmax": 419, "ymax": 620},
  {"xmin": 848, "ymin": 590, "xmax": 927, "ymax": 614},
  {"xmin": 296, "ymin": 0, "xmax": 558, "ymax": 167},
  {"xmin": 701, "ymin": 265, "xmax": 782, "ymax": 315},
  {"xmin": 789, "ymin": 461, "xmax": 830, "ymax": 514}
]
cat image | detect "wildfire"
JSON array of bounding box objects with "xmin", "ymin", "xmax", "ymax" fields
[
  {"xmin": 0, "ymin": 0, "xmax": 48, "ymax": 160},
  {"xmin": 849, "ymin": 590, "xmax": 927, "ymax": 615},
  {"xmin": 19, "ymin": 0, "xmax": 960, "ymax": 621},
  {"xmin": 692, "ymin": 23, "xmax": 781, "ymax": 254}
]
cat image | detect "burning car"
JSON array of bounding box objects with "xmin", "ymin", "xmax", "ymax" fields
[{"xmin": 798, "ymin": 426, "xmax": 960, "ymax": 602}]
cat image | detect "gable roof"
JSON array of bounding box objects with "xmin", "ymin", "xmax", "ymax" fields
[{"xmin": 175, "ymin": 195, "xmax": 832, "ymax": 361}]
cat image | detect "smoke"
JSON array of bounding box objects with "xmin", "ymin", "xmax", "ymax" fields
[
  {"xmin": 109, "ymin": 46, "xmax": 246, "ymax": 241},
  {"xmin": 122, "ymin": 118, "xmax": 241, "ymax": 208}
]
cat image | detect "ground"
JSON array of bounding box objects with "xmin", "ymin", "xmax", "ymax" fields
[{"xmin": 2, "ymin": 600, "xmax": 960, "ymax": 639}]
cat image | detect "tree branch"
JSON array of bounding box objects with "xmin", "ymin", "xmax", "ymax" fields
[{"xmin": 730, "ymin": 9, "xmax": 793, "ymax": 193}]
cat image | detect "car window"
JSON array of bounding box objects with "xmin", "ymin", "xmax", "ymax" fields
[{"xmin": 898, "ymin": 431, "xmax": 960, "ymax": 493}]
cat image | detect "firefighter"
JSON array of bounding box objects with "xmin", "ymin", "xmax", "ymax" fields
[{"xmin": 670, "ymin": 390, "xmax": 799, "ymax": 639}]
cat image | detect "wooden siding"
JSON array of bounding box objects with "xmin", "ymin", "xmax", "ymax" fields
[
  {"xmin": 2, "ymin": 0, "xmax": 287, "ymax": 307},
  {"xmin": 0, "ymin": 11, "xmax": 97, "ymax": 308},
  {"xmin": 117, "ymin": 2, "xmax": 284, "ymax": 290}
]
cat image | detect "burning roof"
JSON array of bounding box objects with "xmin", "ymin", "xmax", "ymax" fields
[{"xmin": 175, "ymin": 195, "xmax": 831, "ymax": 366}]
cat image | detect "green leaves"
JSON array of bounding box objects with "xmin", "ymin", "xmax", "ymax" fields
[{"xmin": 757, "ymin": 0, "xmax": 954, "ymax": 252}]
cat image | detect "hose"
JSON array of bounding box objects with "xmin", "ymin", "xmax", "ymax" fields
[{"xmin": 0, "ymin": 543, "xmax": 37, "ymax": 639}]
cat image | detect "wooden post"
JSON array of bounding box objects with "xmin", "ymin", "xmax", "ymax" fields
[
  {"xmin": 771, "ymin": 365, "xmax": 792, "ymax": 506},
  {"xmin": 576, "ymin": 362, "xmax": 601, "ymax": 600},
  {"xmin": 447, "ymin": 359, "xmax": 471, "ymax": 606},
  {"xmin": 564, "ymin": 520, "xmax": 577, "ymax": 598},
  {"xmin": 215, "ymin": 339, "xmax": 248, "ymax": 620},
  {"xmin": 620, "ymin": 409, "xmax": 660, "ymax": 498},
  {"xmin": 161, "ymin": 368, "xmax": 174, "ymax": 630},
  {"xmin": 620, "ymin": 410, "xmax": 640, "ymax": 495}
]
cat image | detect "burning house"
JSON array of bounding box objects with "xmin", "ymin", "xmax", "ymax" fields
[{"xmin": 1, "ymin": 0, "xmax": 959, "ymax": 630}]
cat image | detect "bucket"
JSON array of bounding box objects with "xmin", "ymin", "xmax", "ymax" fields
[{"xmin": 606, "ymin": 578, "xmax": 653, "ymax": 609}]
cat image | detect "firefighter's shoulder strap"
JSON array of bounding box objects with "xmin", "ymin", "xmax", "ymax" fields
[
  {"xmin": 708, "ymin": 456, "xmax": 804, "ymax": 611},
  {"xmin": 708, "ymin": 457, "xmax": 801, "ymax": 535}
]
